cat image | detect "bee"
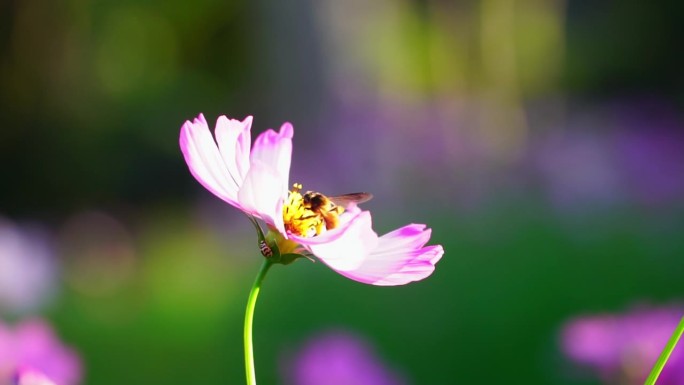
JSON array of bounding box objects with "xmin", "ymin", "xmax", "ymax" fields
[{"xmin": 302, "ymin": 190, "xmax": 373, "ymax": 232}]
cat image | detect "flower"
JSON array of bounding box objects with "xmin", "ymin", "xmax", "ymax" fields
[
  {"xmin": 281, "ymin": 330, "xmax": 407, "ymax": 385},
  {"xmin": 14, "ymin": 368, "xmax": 58, "ymax": 385},
  {"xmin": 0, "ymin": 218, "xmax": 58, "ymax": 315},
  {"xmin": 560, "ymin": 304, "xmax": 684, "ymax": 385},
  {"xmin": 180, "ymin": 114, "xmax": 443, "ymax": 285},
  {"xmin": 0, "ymin": 319, "xmax": 81, "ymax": 385}
]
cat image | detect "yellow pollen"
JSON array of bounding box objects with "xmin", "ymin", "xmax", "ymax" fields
[{"xmin": 283, "ymin": 183, "xmax": 333, "ymax": 237}]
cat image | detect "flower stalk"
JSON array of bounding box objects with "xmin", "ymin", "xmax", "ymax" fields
[
  {"xmin": 244, "ymin": 258, "xmax": 273, "ymax": 385},
  {"xmin": 644, "ymin": 315, "xmax": 684, "ymax": 385}
]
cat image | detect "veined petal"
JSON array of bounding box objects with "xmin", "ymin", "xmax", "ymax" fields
[
  {"xmin": 307, "ymin": 211, "xmax": 379, "ymax": 272},
  {"xmin": 331, "ymin": 224, "xmax": 443, "ymax": 286},
  {"xmin": 215, "ymin": 115, "xmax": 252, "ymax": 185},
  {"xmin": 250, "ymin": 122, "xmax": 294, "ymax": 189},
  {"xmin": 238, "ymin": 160, "xmax": 287, "ymax": 234},
  {"xmin": 374, "ymin": 224, "xmax": 431, "ymax": 251},
  {"xmin": 369, "ymin": 244, "xmax": 444, "ymax": 285},
  {"xmin": 180, "ymin": 114, "xmax": 241, "ymax": 207}
]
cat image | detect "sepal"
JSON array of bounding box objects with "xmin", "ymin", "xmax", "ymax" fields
[
  {"xmin": 279, "ymin": 252, "xmax": 315, "ymax": 265},
  {"xmin": 247, "ymin": 215, "xmax": 278, "ymax": 258},
  {"xmin": 262, "ymin": 228, "xmax": 313, "ymax": 265}
]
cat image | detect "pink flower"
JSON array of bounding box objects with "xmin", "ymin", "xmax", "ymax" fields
[
  {"xmin": 14, "ymin": 368, "xmax": 58, "ymax": 385},
  {"xmin": 281, "ymin": 330, "xmax": 407, "ymax": 385},
  {"xmin": 560, "ymin": 304, "xmax": 684, "ymax": 385},
  {"xmin": 0, "ymin": 319, "xmax": 81, "ymax": 385},
  {"xmin": 180, "ymin": 113, "xmax": 443, "ymax": 285}
]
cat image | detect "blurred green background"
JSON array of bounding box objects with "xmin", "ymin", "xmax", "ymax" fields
[{"xmin": 1, "ymin": 0, "xmax": 683, "ymax": 384}]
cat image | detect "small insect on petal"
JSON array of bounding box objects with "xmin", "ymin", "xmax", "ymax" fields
[{"xmin": 259, "ymin": 240, "xmax": 274, "ymax": 257}]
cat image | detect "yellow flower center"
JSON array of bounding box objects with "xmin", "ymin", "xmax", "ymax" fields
[{"xmin": 282, "ymin": 183, "xmax": 344, "ymax": 237}]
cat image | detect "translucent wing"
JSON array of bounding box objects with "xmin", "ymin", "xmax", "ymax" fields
[{"xmin": 328, "ymin": 192, "xmax": 373, "ymax": 207}]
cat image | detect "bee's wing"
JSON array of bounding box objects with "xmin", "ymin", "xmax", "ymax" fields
[{"xmin": 328, "ymin": 192, "xmax": 373, "ymax": 207}]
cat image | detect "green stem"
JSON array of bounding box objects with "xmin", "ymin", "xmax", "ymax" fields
[
  {"xmin": 244, "ymin": 259, "xmax": 273, "ymax": 385},
  {"xmin": 644, "ymin": 316, "xmax": 684, "ymax": 385}
]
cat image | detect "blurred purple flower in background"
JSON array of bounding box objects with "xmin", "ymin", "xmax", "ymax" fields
[
  {"xmin": 614, "ymin": 125, "xmax": 684, "ymax": 207},
  {"xmin": 534, "ymin": 130, "xmax": 624, "ymax": 211},
  {"xmin": 282, "ymin": 330, "xmax": 407, "ymax": 385},
  {"xmin": 560, "ymin": 304, "xmax": 684, "ymax": 385},
  {"xmin": 0, "ymin": 319, "xmax": 81, "ymax": 385},
  {"xmin": 533, "ymin": 100, "xmax": 684, "ymax": 213},
  {"xmin": 0, "ymin": 218, "xmax": 58, "ymax": 315},
  {"xmin": 14, "ymin": 368, "xmax": 58, "ymax": 385}
]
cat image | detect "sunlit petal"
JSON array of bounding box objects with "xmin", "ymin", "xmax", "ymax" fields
[
  {"xmin": 290, "ymin": 205, "xmax": 364, "ymax": 245},
  {"xmin": 214, "ymin": 115, "xmax": 253, "ymax": 185},
  {"xmin": 250, "ymin": 122, "xmax": 294, "ymax": 190},
  {"xmin": 179, "ymin": 113, "xmax": 241, "ymax": 207},
  {"xmin": 325, "ymin": 224, "xmax": 443, "ymax": 286},
  {"xmin": 238, "ymin": 161, "xmax": 287, "ymax": 234},
  {"xmin": 306, "ymin": 212, "xmax": 378, "ymax": 272}
]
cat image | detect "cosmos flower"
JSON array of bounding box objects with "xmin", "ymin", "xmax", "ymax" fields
[
  {"xmin": 0, "ymin": 319, "xmax": 81, "ymax": 385},
  {"xmin": 180, "ymin": 113, "xmax": 443, "ymax": 285},
  {"xmin": 281, "ymin": 330, "xmax": 407, "ymax": 385},
  {"xmin": 560, "ymin": 304, "xmax": 684, "ymax": 385}
]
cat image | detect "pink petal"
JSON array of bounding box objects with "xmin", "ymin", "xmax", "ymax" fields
[
  {"xmin": 233, "ymin": 121, "xmax": 294, "ymax": 230},
  {"xmin": 307, "ymin": 212, "xmax": 379, "ymax": 272},
  {"xmin": 373, "ymin": 224, "xmax": 432, "ymax": 254},
  {"xmin": 179, "ymin": 114, "xmax": 242, "ymax": 208},
  {"xmin": 368, "ymin": 243, "xmax": 444, "ymax": 285},
  {"xmin": 180, "ymin": 114, "xmax": 294, "ymax": 227},
  {"xmin": 237, "ymin": 161, "xmax": 288, "ymax": 234},
  {"xmin": 289, "ymin": 205, "xmax": 365, "ymax": 245},
  {"xmin": 214, "ymin": 115, "xmax": 253, "ymax": 186},
  {"xmin": 330, "ymin": 224, "xmax": 443, "ymax": 286},
  {"xmin": 250, "ymin": 122, "xmax": 294, "ymax": 190}
]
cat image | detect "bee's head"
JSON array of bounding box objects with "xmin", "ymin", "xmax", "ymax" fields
[{"xmin": 303, "ymin": 192, "xmax": 325, "ymax": 209}]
